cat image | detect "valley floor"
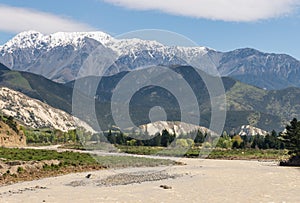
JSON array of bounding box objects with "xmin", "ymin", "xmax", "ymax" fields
[{"xmin": 0, "ymin": 158, "xmax": 299, "ymax": 203}]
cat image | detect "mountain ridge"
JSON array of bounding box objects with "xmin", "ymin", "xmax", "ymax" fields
[
  {"xmin": 0, "ymin": 62, "xmax": 298, "ymax": 132},
  {"xmin": 71, "ymin": 65, "xmax": 299, "ymax": 132},
  {"xmin": 2, "ymin": 31, "xmax": 299, "ymax": 89}
]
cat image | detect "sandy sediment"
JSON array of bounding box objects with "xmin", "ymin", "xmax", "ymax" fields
[
  {"xmin": 68, "ymin": 170, "xmax": 180, "ymax": 187},
  {"xmin": 0, "ymin": 158, "xmax": 299, "ymax": 203}
]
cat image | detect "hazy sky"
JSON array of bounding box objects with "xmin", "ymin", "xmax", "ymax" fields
[{"xmin": 0, "ymin": 0, "xmax": 300, "ymax": 59}]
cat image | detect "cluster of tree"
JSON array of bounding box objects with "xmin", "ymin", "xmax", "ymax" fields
[
  {"xmin": 91, "ymin": 129, "xmax": 219, "ymax": 148},
  {"xmin": 24, "ymin": 128, "xmax": 92, "ymax": 144},
  {"xmin": 91, "ymin": 129, "xmax": 176, "ymax": 147},
  {"xmin": 216, "ymin": 131, "xmax": 285, "ymax": 150},
  {"xmin": 90, "ymin": 128, "xmax": 287, "ymax": 150},
  {"xmin": 179, "ymin": 130, "xmax": 284, "ymax": 150}
]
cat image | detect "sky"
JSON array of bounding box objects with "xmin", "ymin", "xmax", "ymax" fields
[{"xmin": 0, "ymin": 0, "xmax": 300, "ymax": 59}]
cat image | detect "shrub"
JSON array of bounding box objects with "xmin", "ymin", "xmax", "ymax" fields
[
  {"xmin": 17, "ymin": 166, "xmax": 24, "ymax": 173},
  {"xmin": 202, "ymin": 142, "xmax": 212, "ymax": 148}
]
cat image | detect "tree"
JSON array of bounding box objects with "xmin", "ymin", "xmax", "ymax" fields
[
  {"xmin": 232, "ymin": 140, "xmax": 239, "ymax": 149},
  {"xmin": 116, "ymin": 132, "xmax": 125, "ymax": 145},
  {"xmin": 194, "ymin": 130, "xmax": 205, "ymax": 144},
  {"xmin": 251, "ymin": 134, "xmax": 264, "ymax": 149},
  {"xmin": 280, "ymin": 118, "xmax": 300, "ymax": 156},
  {"xmin": 232, "ymin": 135, "xmax": 243, "ymax": 149},
  {"xmin": 127, "ymin": 139, "xmax": 137, "ymax": 146},
  {"xmin": 151, "ymin": 132, "xmax": 161, "ymax": 146},
  {"xmin": 107, "ymin": 130, "xmax": 116, "ymax": 144},
  {"xmin": 263, "ymin": 133, "xmax": 280, "ymax": 149},
  {"xmin": 161, "ymin": 129, "xmax": 175, "ymax": 147},
  {"xmin": 215, "ymin": 131, "xmax": 232, "ymax": 149},
  {"xmin": 186, "ymin": 139, "xmax": 194, "ymax": 147},
  {"xmin": 176, "ymin": 139, "xmax": 189, "ymax": 148},
  {"xmin": 241, "ymin": 135, "xmax": 251, "ymax": 148},
  {"xmin": 67, "ymin": 129, "xmax": 77, "ymax": 142}
]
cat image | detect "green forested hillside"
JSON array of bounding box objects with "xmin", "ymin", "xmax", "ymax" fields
[
  {"xmin": 1, "ymin": 63, "xmax": 300, "ymax": 132},
  {"xmin": 0, "ymin": 67, "xmax": 72, "ymax": 113}
]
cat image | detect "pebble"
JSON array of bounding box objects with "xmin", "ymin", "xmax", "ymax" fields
[
  {"xmin": 96, "ymin": 171, "xmax": 180, "ymax": 187},
  {"xmin": 160, "ymin": 185, "xmax": 172, "ymax": 189},
  {"xmin": 0, "ymin": 186, "xmax": 47, "ymax": 196}
]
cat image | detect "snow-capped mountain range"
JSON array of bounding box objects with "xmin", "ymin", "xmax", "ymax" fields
[
  {"xmin": 0, "ymin": 30, "xmax": 209, "ymax": 58},
  {"xmin": 1, "ymin": 30, "xmax": 300, "ymax": 89},
  {"xmin": 1, "ymin": 30, "xmax": 112, "ymax": 50},
  {"xmin": 0, "ymin": 31, "xmax": 208, "ymax": 82}
]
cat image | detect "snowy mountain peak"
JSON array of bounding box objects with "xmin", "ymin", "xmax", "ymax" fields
[
  {"xmin": 175, "ymin": 46, "xmax": 210, "ymax": 56},
  {"xmin": 108, "ymin": 37, "xmax": 167, "ymax": 56},
  {"xmin": 1, "ymin": 31, "xmax": 113, "ymax": 52},
  {"xmin": 0, "ymin": 30, "xmax": 215, "ymax": 82},
  {"xmin": 1, "ymin": 30, "xmax": 208, "ymax": 55},
  {"xmin": 2, "ymin": 30, "xmax": 44, "ymax": 50},
  {"xmin": 14, "ymin": 30, "xmax": 43, "ymax": 38},
  {"xmin": 47, "ymin": 31, "xmax": 112, "ymax": 48}
]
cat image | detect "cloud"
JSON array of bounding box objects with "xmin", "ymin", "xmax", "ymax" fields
[
  {"xmin": 0, "ymin": 5, "xmax": 94, "ymax": 34},
  {"xmin": 103, "ymin": 0, "xmax": 300, "ymax": 22}
]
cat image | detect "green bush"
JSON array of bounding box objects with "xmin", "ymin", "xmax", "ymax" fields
[{"xmin": 17, "ymin": 166, "xmax": 24, "ymax": 173}]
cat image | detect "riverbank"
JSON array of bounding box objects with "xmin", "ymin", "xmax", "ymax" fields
[
  {"xmin": 0, "ymin": 147, "xmax": 178, "ymax": 186},
  {"xmin": 0, "ymin": 158, "xmax": 299, "ymax": 202}
]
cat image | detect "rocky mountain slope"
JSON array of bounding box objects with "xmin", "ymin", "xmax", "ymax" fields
[
  {"xmin": 1, "ymin": 31, "xmax": 300, "ymax": 89},
  {"xmin": 238, "ymin": 125, "xmax": 268, "ymax": 136},
  {"xmin": 129, "ymin": 121, "xmax": 215, "ymax": 136},
  {"xmin": 0, "ymin": 87, "xmax": 94, "ymax": 132},
  {"xmin": 127, "ymin": 121, "xmax": 268, "ymax": 137}
]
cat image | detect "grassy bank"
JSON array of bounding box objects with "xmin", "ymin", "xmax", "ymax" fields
[
  {"xmin": 117, "ymin": 145, "xmax": 287, "ymax": 160},
  {"xmin": 59, "ymin": 144, "xmax": 287, "ymax": 160},
  {"xmin": 0, "ymin": 147, "xmax": 177, "ymax": 185}
]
